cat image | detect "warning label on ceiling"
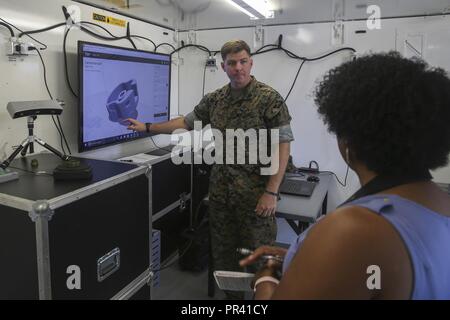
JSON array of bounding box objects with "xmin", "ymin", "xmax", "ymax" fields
[{"xmin": 93, "ymin": 13, "xmax": 126, "ymax": 27}]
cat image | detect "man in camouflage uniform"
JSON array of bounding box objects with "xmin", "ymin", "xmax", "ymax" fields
[{"xmin": 127, "ymin": 40, "xmax": 293, "ymax": 299}]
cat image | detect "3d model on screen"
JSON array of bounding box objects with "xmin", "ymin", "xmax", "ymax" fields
[{"xmin": 106, "ymin": 79, "xmax": 139, "ymax": 125}]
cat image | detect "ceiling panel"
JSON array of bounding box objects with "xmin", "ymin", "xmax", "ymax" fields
[{"xmin": 77, "ymin": 0, "xmax": 450, "ymax": 30}]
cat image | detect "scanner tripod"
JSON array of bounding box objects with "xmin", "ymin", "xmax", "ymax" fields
[{"xmin": 0, "ymin": 116, "xmax": 69, "ymax": 170}]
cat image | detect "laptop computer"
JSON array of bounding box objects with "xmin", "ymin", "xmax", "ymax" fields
[{"xmin": 279, "ymin": 178, "xmax": 316, "ymax": 197}]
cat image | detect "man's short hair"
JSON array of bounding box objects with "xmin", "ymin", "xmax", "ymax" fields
[{"xmin": 221, "ymin": 40, "xmax": 251, "ymax": 61}]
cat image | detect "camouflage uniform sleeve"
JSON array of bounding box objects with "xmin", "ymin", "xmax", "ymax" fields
[
  {"xmin": 264, "ymin": 91, "xmax": 294, "ymax": 143},
  {"xmin": 184, "ymin": 94, "xmax": 212, "ymax": 130}
]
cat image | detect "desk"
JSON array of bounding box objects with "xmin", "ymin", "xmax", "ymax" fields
[{"xmin": 276, "ymin": 172, "xmax": 333, "ymax": 235}]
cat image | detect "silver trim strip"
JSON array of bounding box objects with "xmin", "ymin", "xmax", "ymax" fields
[
  {"xmin": 146, "ymin": 165, "xmax": 153, "ymax": 299},
  {"xmin": 111, "ymin": 269, "xmax": 152, "ymax": 300},
  {"xmin": 33, "ymin": 201, "xmax": 53, "ymax": 300},
  {"xmin": 0, "ymin": 193, "xmax": 35, "ymax": 212},
  {"xmin": 153, "ymin": 193, "xmax": 191, "ymax": 222},
  {"xmin": 0, "ymin": 166, "xmax": 147, "ymax": 212}
]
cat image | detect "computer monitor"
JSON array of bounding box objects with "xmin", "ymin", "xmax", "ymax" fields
[{"xmin": 78, "ymin": 41, "xmax": 171, "ymax": 152}]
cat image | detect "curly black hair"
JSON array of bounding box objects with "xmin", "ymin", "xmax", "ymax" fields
[{"xmin": 315, "ymin": 51, "xmax": 450, "ymax": 175}]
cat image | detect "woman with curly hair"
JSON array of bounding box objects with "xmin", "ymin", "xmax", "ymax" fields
[{"xmin": 240, "ymin": 52, "xmax": 450, "ymax": 299}]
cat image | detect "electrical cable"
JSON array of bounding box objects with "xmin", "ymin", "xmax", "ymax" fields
[
  {"xmin": 169, "ymin": 44, "xmax": 211, "ymax": 56},
  {"xmin": 62, "ymin": 4, "xmax": 156, "ymax": 52},
  {"xmin": 302, "ymin": 47, "xmax": 356, "ymax": 61},
  {"xmin": 34, "ymin": 48, "xmax": 66, "ymax": 154},
  {"xmin": 126, "ymin": 22, "xmax": 137, "ymax": 49},
  {"xmin": 34, "ymin": 48, "xmax": 65, "ymax": 153},
  {"xmin": 292, "ymin": 161, "xmax": 349, "ymax": 187},
  {"xmin": 60, "ymin": 13, "xmax": 156, "ymax": 97},
  {"xmin": 0, "ymin": 21, "xmax": 15, "ymax": 37},
  {"xmin": 63, "ymin": 27, "xmax": 78, "ymax": 98},
  {"xmin": 130, "ymin": 35, "xmax": 157, "ymax": 51},
  {"xmin": 63, "ymin": 22, "xmax": 155, "ymax": 98},
  {"xmin": 78, "ymin": 24, "xmax": 137, "ymax": 49},
  {"xmin": 52, "ymin": 115, "xmax": 65, "ymax": 155},
  {"xmin": 322, "ymin": 165, "xmax": 350, "ymax": 187},
  {"xmin": 155, "ymin": 42, "xmax": 177, "ymax": 52},
  {"xmin": 284, "ymin": 59, "xmax": 305, "ymax": 102},
  {"xmin": 170, "ymin": 44, "xmax": 213, "ymax": 100},
  {"xmin": 33, "ymin": 48, "xmax": 71, "ymax": 155},
  {"xmin": 0, "ymin": 17, "xmax": 47, "ymax": 50},
  {"xmin": 79, "ymin": 21, "xmax": 157, "ymax": 51},
  {"xmin": 172, "ymin": 41, "xmax": 214, "ymax": 56},
  {"xmin": 34, "ymin": 48, "xmax": 53, "ymax": 100},
  {"xmin": 56, "ymin": 116, "xmax": 71, "ymax": 155},
  {"xmin": 251, "ymin": 38, "xmax": 356, "ymax": 104},
  {"xmin": 18, "ymin": 22, "xmax": 67, "ymax": 39},
  {"xmin": 79, "ymin": 24, "xmax": 127, "ymax": 42},
  {"xmin": 129, "ymin": 37, "xmax": 137, "ymax": 49},
  {"xmin": 252, "ymin": 43, "xmax": 278, "ymax": 55},
  {"xmin": 149, "ymin": 135, "xmax": 174, "ymax": 153},
  {"xmin": 80, "ymin": 21, "xmax": 117, "ymax": 37}
]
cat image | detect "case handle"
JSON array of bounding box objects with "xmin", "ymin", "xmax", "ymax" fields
[{"xmin": 97, "ymin": 247, "xmax": 120, "ymax": 282}]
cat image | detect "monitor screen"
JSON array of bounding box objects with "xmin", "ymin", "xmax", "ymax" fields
[{"xmin": 78, "ymin": 41, "xmax": 171, "ymax": 152}]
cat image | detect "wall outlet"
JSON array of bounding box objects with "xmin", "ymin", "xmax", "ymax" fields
[
  {"xmin": 8, "ymin": 39, "xmax": 37, "ymax": 56},
  {"xmin": 206, "ymin": 56, "xmax": 216, "ymax": 68}
]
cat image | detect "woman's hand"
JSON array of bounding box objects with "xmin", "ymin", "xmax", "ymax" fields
[{"xmin": 239, "ymin": 245, "xmax": 287, "ymax": 268}]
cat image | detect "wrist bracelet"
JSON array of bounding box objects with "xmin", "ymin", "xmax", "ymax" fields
[
  {"xmin": 145, "ymin": 122, "xmax": 152, "ymax": 133},
  {"xmin": 253, "ymin": 276, "xmax": 280, "ymax": 292},
  {"xmin": 264, "ymin": 190, "xmax": 279, "ymax": 197}
]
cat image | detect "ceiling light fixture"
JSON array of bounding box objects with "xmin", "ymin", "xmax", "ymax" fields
[{"xmin": 226, "ymin": 0, "xmax": 274, "ymax": 20}]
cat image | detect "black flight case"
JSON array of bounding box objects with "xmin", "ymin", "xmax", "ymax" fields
[{"xmin": 0, "ymin": 153, "xmax": 152, "ymax": 300}]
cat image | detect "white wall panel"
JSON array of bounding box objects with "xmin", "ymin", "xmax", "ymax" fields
[
  {"xmin": 394, "ymin": 15, "xmax": 450, "ymax": 183},
  {"xmin": 181, "ymin": 0, "xmax": 450, "ymax": 31},
  {"xmin": 178, "ymin": 15, "xmax": 450, "ymax": 217},
  {"xmin": 0, "ymin": 0, "xmax": 178, "ymax": 160}
]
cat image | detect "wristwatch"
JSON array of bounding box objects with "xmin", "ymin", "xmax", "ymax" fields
[
  {"xmin": 145, "ymin": 122, "xmax": 152, "ymax": 133},
  {"xmin": 264, "ymin": 190, "xmax": 279, "ymax": 197}
]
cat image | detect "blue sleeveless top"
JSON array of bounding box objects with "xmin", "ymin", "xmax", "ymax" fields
[{"xmin": 282, "ymin": 194, "xmax": 450, "ymax": 299}]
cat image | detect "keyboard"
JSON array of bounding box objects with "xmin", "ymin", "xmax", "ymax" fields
[{"xmin": 279, "ymin": 179, "xmax": 316, "ymax": 197}]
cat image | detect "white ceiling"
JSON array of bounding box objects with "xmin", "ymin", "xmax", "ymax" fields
[{"xmin": 78, "ymin": 0, "xmax": 450, "ymax": 30}]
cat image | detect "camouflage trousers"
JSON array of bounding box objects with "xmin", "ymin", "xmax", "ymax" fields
[{"xmin": 209, "ymin": 197, "xmax": 277, "ymax": 299}]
